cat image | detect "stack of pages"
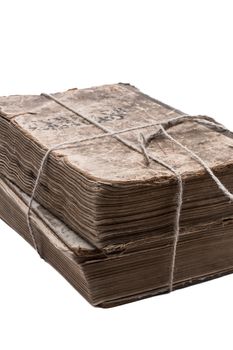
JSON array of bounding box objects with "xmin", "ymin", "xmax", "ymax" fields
[{"xmin": 1, "ymin": 83, "xmax": 233, "ymax": 307}]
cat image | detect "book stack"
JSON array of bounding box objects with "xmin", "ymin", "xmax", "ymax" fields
[{"xmin": 1, "ymin": 83, "xmax": 233, "ymax": 307}]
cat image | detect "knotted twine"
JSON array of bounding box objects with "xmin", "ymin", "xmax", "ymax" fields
[{"xmin": 25, "ymin": 93, "xmax": 233, "ymax": 292}]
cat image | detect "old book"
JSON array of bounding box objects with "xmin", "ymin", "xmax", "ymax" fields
[
  {"xmin": 1, "ymin": 84, "xmax": 233, "ymax": 251},
  {"xmin": 1, "ymin": 175, "xmax": 233, "ymax": 307}
]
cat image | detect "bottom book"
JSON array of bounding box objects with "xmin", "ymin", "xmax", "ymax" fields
[{"xmin": 1, "ymin": 175, "xmax": 233, "ymax": 307}]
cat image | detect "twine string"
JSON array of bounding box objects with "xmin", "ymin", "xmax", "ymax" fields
[
  {"xmin": 24, "ymin": 93, "xmax": 233, "ymax": 292},
  {"xmin": 139, "ymin": 129, "xmax": 183, "ymax": 292}
]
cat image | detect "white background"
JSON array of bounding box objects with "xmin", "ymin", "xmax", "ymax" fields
[{"xmin": 1, "ymin": 0, "xmax": 233, "ymax": 349}]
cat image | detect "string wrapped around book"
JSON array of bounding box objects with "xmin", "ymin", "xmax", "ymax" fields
[{"xmin": 25, "ymin": 93, "xmax": 233, "ymax": 293}]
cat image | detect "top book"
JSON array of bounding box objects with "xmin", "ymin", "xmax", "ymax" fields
[{"xmin": 1, "ymin": 83, "xmax": 233, "ymax": 250}]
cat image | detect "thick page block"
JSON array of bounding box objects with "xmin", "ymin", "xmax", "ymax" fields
[
  {"xmin": 1, "ymin": 177, "xmax": 233, "ymax": 307},
  {"xmin": 1, "ymin": 84, "xmax": 233, "ymax": 250}
]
